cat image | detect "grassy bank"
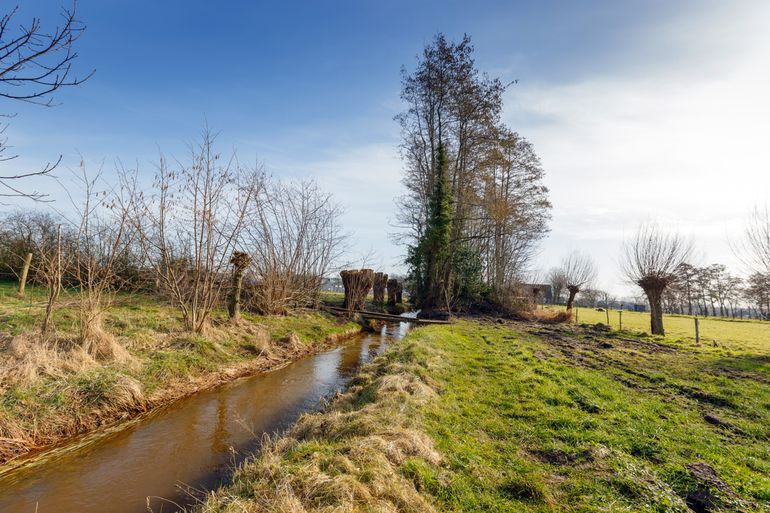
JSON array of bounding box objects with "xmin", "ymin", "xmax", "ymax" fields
[
  {"xmin": 196, "ymin": 320, "xmax": 770, "ymax": 512},
  {"xmin": 0, "ymin": 282, "xmax": 360, "ymax": 465}
]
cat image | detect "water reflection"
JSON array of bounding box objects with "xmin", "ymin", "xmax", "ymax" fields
[{"xmin": 0, "ymin": 320, "xmax": 411, "ymax": 513}]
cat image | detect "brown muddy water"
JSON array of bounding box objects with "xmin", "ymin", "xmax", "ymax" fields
[{"xmin": 0, "ymin": 319, "xmax": 413, "ymax": 513}]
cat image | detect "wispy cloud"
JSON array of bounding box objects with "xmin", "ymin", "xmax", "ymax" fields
[{"xmin": 505, "ymin": 1, "xmax": 770, "ymax": 294}]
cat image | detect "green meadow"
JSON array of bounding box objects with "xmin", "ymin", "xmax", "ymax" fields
[
  {"xmin": 553, "ymin": 305, "xmax": 770, "ymax": 353},
  {"xmin": 198, "ymin": 319, "xmax": 770, "ymax": 512}
]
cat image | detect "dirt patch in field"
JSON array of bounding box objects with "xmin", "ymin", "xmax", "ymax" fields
[{"xmin": 685, "ymin": 462, "xmax": 754, "ymax": 513}]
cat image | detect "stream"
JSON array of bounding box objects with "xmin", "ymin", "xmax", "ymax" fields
[{"xmin": 0, "ymin": 319, "xmax": 412, "ymax": 513}]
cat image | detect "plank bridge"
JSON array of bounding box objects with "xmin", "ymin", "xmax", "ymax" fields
[{"xmin": 322, "ymin": 306, "xmax": 451, "ymax": 325}]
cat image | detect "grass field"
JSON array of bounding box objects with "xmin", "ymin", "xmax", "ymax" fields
[
  {"xmin": 0, "ymin": 281, "xmax": 359, "ymax": 464},
  {"xmin": 549, "ymin": 305, "xmax": 770, "ymax": 353},
  {"xmin": 196, "ymin": 320, "xmax": 770, "ymax": 512}
]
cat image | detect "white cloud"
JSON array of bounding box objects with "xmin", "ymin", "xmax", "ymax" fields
[
  {"xmin": 262, "ymin": 141, "xmax": 407, "ymax": 272},
  {"xmin": 505, "ymin": 1, "xmax": 770, "ymax": 295}
]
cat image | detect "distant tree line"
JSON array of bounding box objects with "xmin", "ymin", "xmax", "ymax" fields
[
  {"xmin": 662, "ymin": 263, "xmax": 755, "ymax": 318},
  {"xmin": 545, "ymin": 218, "xmax": 770, "ymax": 336}
]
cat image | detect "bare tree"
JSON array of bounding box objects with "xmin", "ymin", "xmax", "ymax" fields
[
  {"xmin": 243, "ymin": 178, "xmax": 346, "ymax": 315},
  {"xmin": 66, "ymin": 163, "xmax": 131, "ymax": 359},
  {"xmin": 0, "ymin": 2, "xmax": 93, "ymax": 200},
  {"xmin": 622, "ymin": 223, "xmax": 693, "ymax": 335},
  {"xmin": 559, "ymin": 251, "xmax": 597, "ymax": 310},
  {"xmin": 744, "ymin": 272, "xmax": 770, "ymax": 320},
  {"xmin": 477, "ymin": 129, "xmax": 551, "ymax": 296},
  {"xmin": 547, "ymin": 267, "xmax": 567, "ymax": 304},
  {"xmin": 738, "ymin": 205, "xmax": 770, "ymax": 275},
  {"xmin": 33, "ymin": 223, "xmax": 67, "ymax": 334},
  {"xmin": 127, "ymin": 129, "xmax": 260, "ymax": 333}
]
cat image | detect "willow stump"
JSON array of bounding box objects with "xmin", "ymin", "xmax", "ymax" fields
[
  {"xmin": 372, "ymin": 272, "xmax": 388, "ymax": 307},
  {"xmin": 228, "ymin": 251, "xmax": 252, "ymax": 321},
  {"xmin": 387, "ymin": 278, "xmax": 402, "ymax": 307},
  {"xmin": 340, "ymin": 269, "xmax": 374, "ymax": 311}
]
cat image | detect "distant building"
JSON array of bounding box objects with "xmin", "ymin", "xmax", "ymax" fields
[
  {"xmin": 523, "ymin": 283, "xmax": 553, "ymax": 304},
  {"xmin": 321, "ymin": 277, "xmax": 344, "ymax": 292}
]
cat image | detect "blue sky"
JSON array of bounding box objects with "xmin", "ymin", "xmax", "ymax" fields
[{"xmin": 5, "ymin": 0, "xmax": 770, "ymax": 296}]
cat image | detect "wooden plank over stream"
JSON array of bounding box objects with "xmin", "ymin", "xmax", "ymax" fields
[{"xmin": 321, "ymin": 306, "xmax": 451, "ymax": 325}]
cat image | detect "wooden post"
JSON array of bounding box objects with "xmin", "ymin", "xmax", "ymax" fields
[
  {"xmin": 619, "ymin": 310, "xmax": 623, "ymax": 331},
  {"xmin": 575, "ymin": 307, "xmax": 579, "ymax": 324},
  {"xmin": 605, "ymin": 308, "xmax": 610, "ymax": 326},
  {"xmin": 694, "ymin": 317, "xmax": 700, "ymax": 344},
  {"xmin": 17, "ymin": 252, "xmax": 32, "ymax": 298}
]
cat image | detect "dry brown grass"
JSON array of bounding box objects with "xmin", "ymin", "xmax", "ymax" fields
[
  {"xmin": 81, "ymin": 321, "xmax": 133, "ymax": 363},
  {"xmin": 0, "ymin": 335, "xmax": 97, "ymax": 387},
  {"xmin": 194, "ymin": 341, "xmax": 443, "ymax": 513},
  {"xmin": 526, "ymin": 308, "xmax": 573, "ymax": 324}
]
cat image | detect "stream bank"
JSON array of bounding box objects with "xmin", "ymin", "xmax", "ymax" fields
[{"xmin": 0, "ymin": 320, "xmax": 412, "ymax": 513}]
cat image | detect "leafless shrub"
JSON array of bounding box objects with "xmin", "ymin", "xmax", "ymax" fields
[
  {"xmin": 622, "ymin": 223, "xmax": 693, "ymax": 335},
  {"xmin": 34, "ymin": 223, "xmax": 67, "ymax": 334},
  {"xmin": 0, "ymin": 210, "xmax": 60, "ymax": 278},
  {"xmin": 126, "ymin": 128, "xmax": 260, "ymax": 333},
  {"xmin": 243, "ymin": 179, "xmax": 346, "ymax": 315},
  {"xmin": 66, "ymin": 163, "xmax": 132, "ymax": 360}
]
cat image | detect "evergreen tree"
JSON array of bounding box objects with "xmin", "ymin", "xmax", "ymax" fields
[{"xmin": 409, "ymin": 142, "xmax": 453, "ymax": 309}]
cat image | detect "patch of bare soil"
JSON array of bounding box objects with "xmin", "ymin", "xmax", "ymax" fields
[{"xmin": 685, "ymin": 462, "xmax": 755, "ymax": 513}]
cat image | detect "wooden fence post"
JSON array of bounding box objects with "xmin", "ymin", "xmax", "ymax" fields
[
  {"xmin": 619, "ymin": 310, "xmax": 623, "ymax": 331},
  {"xmin": 17, "ymin": 252, "xmax": 33, "ymax": 298},
  {"xmin": 694, "ymin": 317, "xmax": 700, "ymax": 344},
  {"xmin": 605, "ymin": 308, "xmax": 610, "ymax": 326}
]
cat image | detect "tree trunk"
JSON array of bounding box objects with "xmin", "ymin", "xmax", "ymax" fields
[
  {"xmin": 17, "ymin": 252, "xmax": 32, "ymax": 298},
  {"xmin": 566, "ymin": 286, "xmax": 579, "ymax": 310},
  {"xmin": 340, "ymin": 269, "xmax": 374, "ymax": 311},
  {"xmin": 372, "ymin": 272, "xmax": 388, "ymax": 307},
  {"xmin": 228, "ymin": 252, "xmax": 252, "ymax": 322},
  {"xmin": 387, "ymin": 278, "xmax": 401, "ymax": 307},
  {"xmin": 228, "ymin": 271, "xmax": 244, "ymax": 320},
  {"xmin": 643, "ymin": 286, "xmax": 665, "ymax": 335}
]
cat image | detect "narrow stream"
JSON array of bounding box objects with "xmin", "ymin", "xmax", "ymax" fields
[{"xmin": 0, "ymin": 319, "xmax": 412, "ymax": 513}]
